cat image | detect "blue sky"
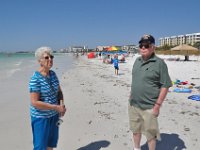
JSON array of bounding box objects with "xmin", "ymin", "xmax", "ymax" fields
[{"xmin": 0, "ymin": 0, "xmax": 200, "ymax": 52}]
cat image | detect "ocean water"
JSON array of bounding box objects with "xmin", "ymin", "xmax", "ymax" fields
[
  {"xmin": 0, "ymin": 53, "xmax": 75, "ymax": 149},
  {"xmin": 0, "ymin": 53, "xmax": 74, "ymax": 81},
  {"xmin": 0, "ymin": 52, "xmax": 74, "ymax": 106},
  {"xmin": 0, "ymin": 53, "xmax": 32, "ymax": 80}
]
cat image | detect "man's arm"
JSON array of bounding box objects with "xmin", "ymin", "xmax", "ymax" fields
[
  {"xmin": 156, "ymin": 87, "xmax": 169, "ymax": 106},
  {"xmin": 153, "ymin": 87, "xmax": 169, "ymax": 116}
]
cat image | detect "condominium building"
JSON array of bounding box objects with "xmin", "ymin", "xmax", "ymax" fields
[{"xmin": 159, "ymin": 32, "xmax": 200, "ymax": 46}]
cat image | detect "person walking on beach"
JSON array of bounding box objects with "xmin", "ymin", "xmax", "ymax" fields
[
  {"xmin": 113, "ymin": 54, "xmax": 119, "ymax": 75},
  {"xmin": 128, "ymin": 35, "xmax": 172, "ymax": 150},
  {"xmin": 29, "ymin": 47, "xmax": 66, "ymax": 150}
]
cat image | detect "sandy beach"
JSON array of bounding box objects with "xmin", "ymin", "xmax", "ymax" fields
[
  {"xmin": 0, "ymin": 54, "xmax": 199, "ymax": 150},
  {"xmin": 57, "ymin": 54, "xmax": 200, "ymax": 150}
]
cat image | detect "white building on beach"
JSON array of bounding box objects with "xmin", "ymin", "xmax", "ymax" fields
[{"xmin": 159, "ymin": 32, "xmax": 200, "ymax": 46}]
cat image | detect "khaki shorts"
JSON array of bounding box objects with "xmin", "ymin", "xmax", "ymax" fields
[{"xmin": 128, "ymin": 104, "xmax": 161, "ymax": 141}]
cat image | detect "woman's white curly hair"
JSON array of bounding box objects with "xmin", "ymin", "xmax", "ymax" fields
[{"xmin": 35, "ymin": 46, "xmax": 52, "ymax": 60}]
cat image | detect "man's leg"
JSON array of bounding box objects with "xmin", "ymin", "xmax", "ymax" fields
[
  {"xmin": 133, "ymin": 133, "xmax": 141, "ymax": 149},
  {"xmin": 47, "ymin": 147, "xmax": 53, "ymax": 150},
  {"xmin": 129, "ymin": 105, "xmax": 142, "ymax": 150},
  {"xmin": 147, "ymin": 138, "xmax": 156, "ymax": 150},
  {"xmin": 144, "ymin": 109, "xmax": 159, "ymax": 150}
]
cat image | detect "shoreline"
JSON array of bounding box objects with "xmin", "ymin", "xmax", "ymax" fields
[{"xmin": 0, "ymin": 54, "xmax": 74, "ymax": 150}]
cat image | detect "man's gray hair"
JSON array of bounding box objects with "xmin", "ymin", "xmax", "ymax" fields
[{"xmin": 35, "ymin": 46, "xmax": 52, "ymax": 60}]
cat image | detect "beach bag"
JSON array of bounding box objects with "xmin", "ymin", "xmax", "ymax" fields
[
  {"xmin": 57, "ymin": 90, "xmax": 63, "ymax": 104},
  {"xmin": 46, "ymin": 74, "xmax": 63, "ymax": 104}
]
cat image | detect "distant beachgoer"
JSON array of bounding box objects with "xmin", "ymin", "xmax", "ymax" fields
[
  {"xmin": 128, "ymin": 35, "xmax": 172, "ymax": 150},
  {"xmin": 29, "ymin": 47, "xmax": 66, "ymax": 150},
  {"xmin": 113, "ymin": 54, "xmax": 119, "ymax": 75}
]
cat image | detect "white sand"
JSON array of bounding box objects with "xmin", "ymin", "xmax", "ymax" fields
[
  {"xmin": 57, "ymin": 54, "xmax": 200, "ymax": 150},
  {"xmin": 0, "ymin": 65, "xmax": 33, "ymax": 149},
  {"xmin": 0, "ymin": 54, "xmax": 199, "ymax": 150}
]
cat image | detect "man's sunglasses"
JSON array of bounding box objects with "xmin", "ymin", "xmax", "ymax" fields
[
  {"xmin": 139, "ymin": 43, "xmax": 151, "ymax": 49},
  {"xmin": 44, "ymin": 55, "xmax": 54, "ymax": 60}
]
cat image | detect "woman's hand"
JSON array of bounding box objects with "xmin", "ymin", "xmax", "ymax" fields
[
  {"xmin": 60, "ymin": 105, "xmax": 66, "ymax": 117},
  {"xmin": 55, "ymin": 105, "xmax": 66, "ymax": 117}
]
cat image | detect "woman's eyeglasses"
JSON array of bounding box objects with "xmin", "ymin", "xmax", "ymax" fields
[
  {"xmin": 44, "ymin": 55, "xmax": 54, "ymax": 60},
  {"xmin": 139, "ymin": 44, "xmax": 151, "ymax": 49}
]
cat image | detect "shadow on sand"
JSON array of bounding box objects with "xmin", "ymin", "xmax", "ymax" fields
[
  {"xmin": 118, "ymin": 73, "xmax": 125, "ymax": 76},
  {"xmin": 141, "ymin": 133, "xmax": 186, "ymax": 150},
  {"xmin": 77, "ymin": 140, "xmax": 110, "ymax": 150}
]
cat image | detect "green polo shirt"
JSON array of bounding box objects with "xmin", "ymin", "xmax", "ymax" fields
[{"xmin": 130, "ymin": 54, "xmax": 172, "ymax": 110}]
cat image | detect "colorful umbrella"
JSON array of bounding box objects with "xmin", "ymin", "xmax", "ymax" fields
[{"xmin": 106, "ymin": 46, "xmax": 121, "ymax": 51}]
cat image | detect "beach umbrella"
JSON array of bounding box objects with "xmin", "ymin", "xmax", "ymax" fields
[
  {"xmin": 106, "ymin": 46, "xmax": 121, "ymax": 51},
  {"xmin": 170, "ymin": 44, "xmax": 199, "ymax": 60},
  {"xmin": 102, "ymin": 50, "xmax": 127, "ymax": 55},
  {"xmin": 171, "ymin": 44, "xmax": 198, "ymax": 54}
]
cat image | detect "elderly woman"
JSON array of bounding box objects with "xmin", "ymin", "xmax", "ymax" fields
[{"xmin": 29, "ymin": 47, "xmax": 66, "ymax": 150}]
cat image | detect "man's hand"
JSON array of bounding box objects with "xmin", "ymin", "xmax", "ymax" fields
[{"xmin": 153, "ymin": 104, "xmax": 160, "ymax": 117}]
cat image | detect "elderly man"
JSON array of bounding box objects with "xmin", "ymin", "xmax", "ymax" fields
[{"xmin": 128, "ymin": 35, "xmax": 172, "ymax": 150}]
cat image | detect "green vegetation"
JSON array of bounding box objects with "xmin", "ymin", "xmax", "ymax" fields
[
  {"xmin": 156, "ymin": 45, "xmax": 174, "ymax": 51},
  {"xmin": 155, "ymin": 43, "xmax": 200, "ymax": 55},
  {"xmin": 193, "ymin": 42, "xmax": 200, "ymax": 49}
]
